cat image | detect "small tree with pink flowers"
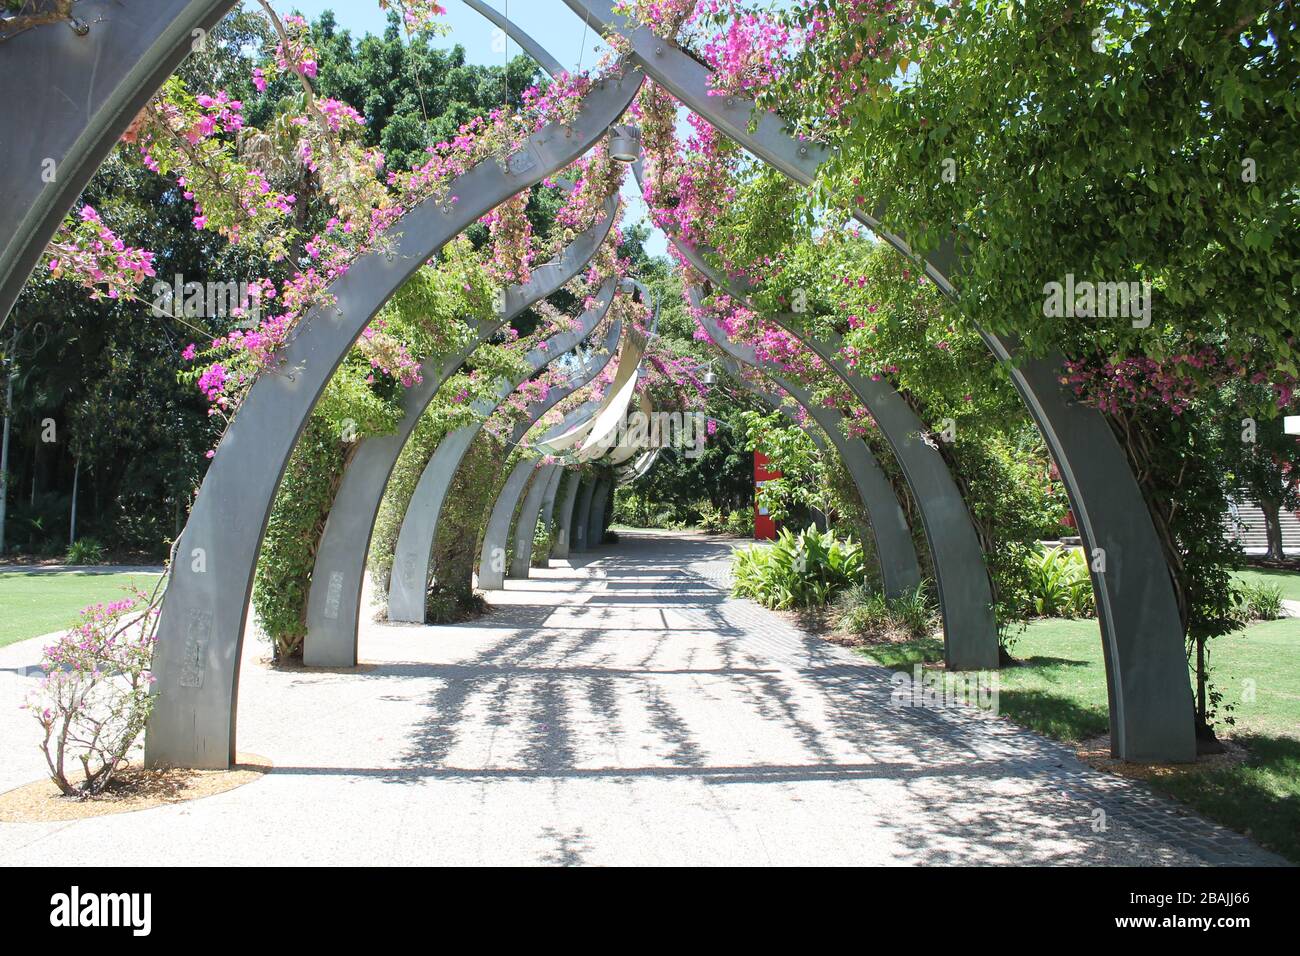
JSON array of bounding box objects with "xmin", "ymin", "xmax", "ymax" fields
[{"xmin": 24, "ymin": 586, "xmax": 162, "ymax": 797}]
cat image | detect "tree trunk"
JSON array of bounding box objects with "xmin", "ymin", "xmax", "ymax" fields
[{"xmin": 1260, "ymin": 499, "xmax": 1285, "ymax": 560}]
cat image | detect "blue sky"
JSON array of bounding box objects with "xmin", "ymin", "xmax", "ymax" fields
[
  {"xmin": 259, "ymin": 1, "xmax": 668, "ymax": 254},
  {"xmin": 271, "ymin": 0, "xmax": 615, "ymax": 73}
]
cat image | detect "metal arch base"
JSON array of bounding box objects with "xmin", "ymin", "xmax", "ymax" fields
[
  {"xmin": 144, "ymin": 72, "xmax": 644, "ymax": 769},
  {"xmin": 301, "ymin": 198, "xmax": 620, "ymax": 667},
  {"xmin": 699, "ymin": 304, "xmax": 922, "ymax": 599},
  {"xmin": 387, "ymin": 297, "xmax": 622, "ymax": 621},
  {"xmin": 0, "ymin": 0, "xmax": 238, "ymax": 328},
  {"xmin": 566, "ymin": 0, "xmax": 1195, "ymax": 760},
  {"xmin": 537, "ymin": 466, "xmax": 566, "ymax": 541}
]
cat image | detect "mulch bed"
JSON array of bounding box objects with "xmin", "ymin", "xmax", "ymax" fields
[
  {"xmin": 1075, "ymin": 735, "xmax": 1251, "ymax": 779},
  {"xmin": 0, "ymin": 754, "xmax": 271, "ymax": 822}
]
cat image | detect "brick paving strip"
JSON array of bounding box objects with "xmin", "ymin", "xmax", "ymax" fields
[{"xmin": 0, "ymin": 530, "xmax": 1285, "ymax": 865}]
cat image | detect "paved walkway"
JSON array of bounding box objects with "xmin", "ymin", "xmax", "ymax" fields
[{"xmin": 0, "ymin": 531, "xmax": 1284, "ymax": 865}]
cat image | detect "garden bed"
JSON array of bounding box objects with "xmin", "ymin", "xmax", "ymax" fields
[{"xmin": 0, "ymin": 754, "xmax": 270, "ymax": 822}]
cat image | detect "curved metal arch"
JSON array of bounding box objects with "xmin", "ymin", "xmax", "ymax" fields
[
  {"xmin": 544, "ymin": 322, "xmax": 650, "ymax": 456},
  {"xmin": 474, "ymin": 2, "xmax": 992, "ymax": 669},
  {"xmin": 534, "ymin": 398, "xmax": 609, "ymax": 560},
  {"xmin": 661, "ymin": 191, "xmax": 995, "ymax": 669},
  {"xmin": 586, "ymin": 474, "xmax": 613, "ymax": 549},
  {"xmin": 461, "ymin": 0, "xmax": 566, "ymax": 78},
  {"xmin": 537, "ymin": 465, "xmax": 567, "ymax": 538},
  {"xmin": 510, "ymin": 463, "xmax": 561, "ymax": 579},
  {"xmin": 570, "ymin": 475, "xmax": 599, "ymax": 552},
  {"xmin": 615, "ymin": 449, "xmax": 662, "ymax": 484},
  {"xmin": 303, "ymin": 196, "xmax": 620, "ymax": 666},
  {"xmin": 0, "ymin": 0, "xmax": 239, "ymax": 328},
  {"xmin": 146, "ymin": 70, "xmax": 645, "ymax": 768},
  {"xmin": 575, "ymin": 278, "xmax": 658, "ymax": 462},
  {"xmin": 709, "ymin": 343, "xmax": 923, "ymax": 599},
  {"xmin": 564, "ymin": 0, "xmax": 1194, "ymax": 760},
  {"xmin": 551, "ymin": 468, "xmax": 584, "ymax": 558},
  {"xmin": 604, "ymin": 391, "xmax": 654, "ymax": 466},
  {"xmin": 387, "ymin": 288, "xmax": 622, "ymax": 621},
  {"xmin": 478, "ymin": 457, "xmax": 541, "ymax": 590}
]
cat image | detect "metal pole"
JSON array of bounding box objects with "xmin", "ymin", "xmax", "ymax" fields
[
  {"xmin": 0, "ymin": 332, "xmax": 13, "ymax": 555},
  {"xmin": 69, "ymin": 457, "xmax": 80, "ymax": 546}
]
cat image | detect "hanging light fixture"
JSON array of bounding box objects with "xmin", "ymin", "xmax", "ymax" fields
[{"xmin": 608, "ymin": 124, "xmax": 641, "ymax": 164}]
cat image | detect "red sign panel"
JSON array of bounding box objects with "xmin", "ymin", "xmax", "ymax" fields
[{"xmin": 754, "ymin": 451, "xmax": 780, "ymax": 540}]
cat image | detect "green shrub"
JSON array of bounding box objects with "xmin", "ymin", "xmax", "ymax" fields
[
  {"xmin": 253, "ymin": 417, "xmax": 350, "ymax": 663},
  {"xmin": 697, "ymin": 501, "xmax": 725, "ymax": 533},
  {"xmin": 1023, "ymin": 545, "xmax": 1095, "ymax": 618},
  {"xmin": 65, "ymin": 537, "xmax": 106, "ymax": 565},
  {"xmin": 531, "ymin": 517, "xmax": 557, "ymax": 568},
  {"xmin": 724, "ymin": 508, "xmax": 754, "ymax": 537},
  {"xmin": 832, "ymin": 580, "xmax": 939, "ymax": 641},
  {"xmin": 731, "ymin": 526, "xmax": 865, "ymax": 610},
  {"xmin": 425, "ymin": 584, "xmax": 487, "ymax": 624},
  {"xmin": 1234, "ymin": 581, "xmax": 1284, "ymax": 622}
]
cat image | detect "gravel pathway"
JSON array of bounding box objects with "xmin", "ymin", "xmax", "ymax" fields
[{"xmin": 0, "ymin": 531, "xmax": 1284, "ymax": 866}]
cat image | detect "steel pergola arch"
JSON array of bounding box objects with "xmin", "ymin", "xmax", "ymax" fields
[
  {"xmin": 508, "ymin": 462, "xmax": 562, "ymax": 580},
  {"xmin": 552, "ymin": 470, "xmax": 586, "ymax": 557},
  {"xmin": 696, "ymin": 304, "xmax": 923, "ymax": 599},
  {"xmin": 462, "ymin": 2, "xmax": 996, "ymax": 670},
  {"xmin": 301, "ymin": 197, "xmax": 621, "ymax": 666},
  {"xmin": 535, "ymin": 466, "xmax": 567, "ymax": 546},
  {"xmin": 144, "ymin": 73, "xmax": 645, "ymax": 768},
  {"xmin": 2, "ymin": 0, "xmax": 1195, "ymax": 762},
  {"xmin": 387, "ymin": 284, "xmax": 622, "ymax": 620},
  {"xmin": 0, "ymin": 0, "xmax": 238, "ymax": 329}
]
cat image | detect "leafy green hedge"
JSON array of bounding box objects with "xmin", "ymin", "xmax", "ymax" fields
[
  {"xmin": 731, "ymin": 526, "xmax": 866, "ymax": 610},
  {"xmin": 430, "ymin": 433, "xmax": 512, "ymax": 599},
  {"xmin": 368, "ymin": 394, "xmax": 478, "ymax": 598},
  {"xmin": 253, "ymin": 416, "xmax": 352, "ymax": 662}
]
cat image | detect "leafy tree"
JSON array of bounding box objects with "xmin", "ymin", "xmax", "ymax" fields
[{"xmin": 1229, "ymin": 406, "xmax": 1300, "ymax": 561}]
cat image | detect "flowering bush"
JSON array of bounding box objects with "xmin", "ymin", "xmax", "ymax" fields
[
  {"xmin": 44, "ymin": 205, "xmax": 156, "ymax": 302},
  {"xmin": 24, "ymin": 588, "xmax": 160, "ymax": 797}
]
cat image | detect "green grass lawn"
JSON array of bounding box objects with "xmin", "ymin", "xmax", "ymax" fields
[
  {"xmin": 1233, "ymin": 567, "xmax": 1300, "ymax": 601},
  {"xmin": 855, "ymin": 616, "xmax": 1300, "ymax": 862},
  {"xmin": 0, "ymin": 570, "xmax": 163, "ymax": 648}
]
